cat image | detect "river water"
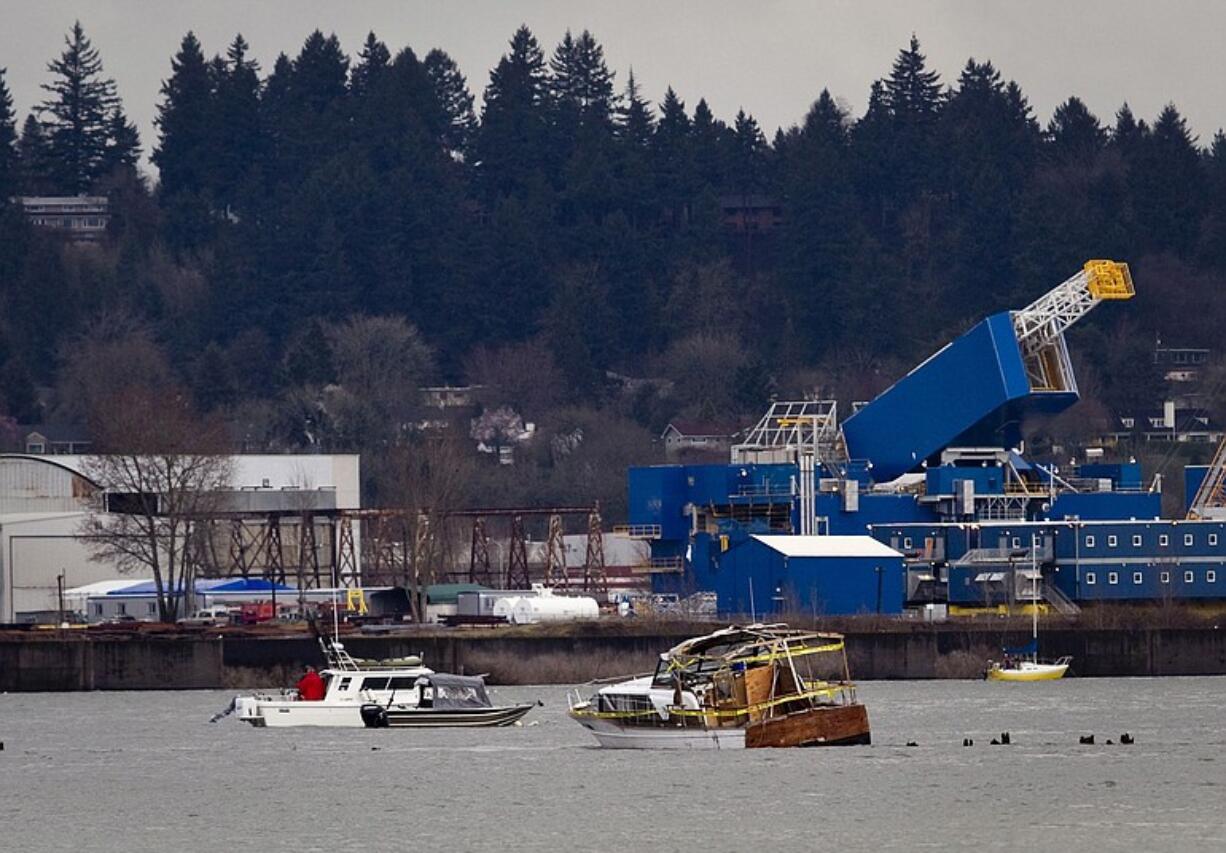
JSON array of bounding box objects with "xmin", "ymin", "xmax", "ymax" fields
[{"xmin": 1, "ymin": 678, "xmax": 1224, "ymax": 852}]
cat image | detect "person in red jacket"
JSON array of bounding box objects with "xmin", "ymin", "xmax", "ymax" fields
[{"xmin": 296, "ymin": 665, "xmax": 326, "ymax": 701}]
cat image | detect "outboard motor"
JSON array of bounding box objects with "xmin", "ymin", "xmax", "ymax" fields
[{"xmin": 360, "ymin": 703, "xmax": 389, "ymax": 728}]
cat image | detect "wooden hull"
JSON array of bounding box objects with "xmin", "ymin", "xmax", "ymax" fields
[
  {"xmin": 744, "ymin": 704, "xmax": 872, "ymax": 748},
  {"xmin": 362, "ymin": 703, "xmax": 534, "ymax": 728}
]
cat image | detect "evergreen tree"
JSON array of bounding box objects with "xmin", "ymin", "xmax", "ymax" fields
[
  {"xmin": 880, "ymin": 35, "xmax": 944, "ymax": 207},
  {"xmin": 477, "ymin": 25, "xmax": 551, "ymax": 198},
  {"xmin": 550, "ymin": 30, "xmax": 615, "ymax": 129},
  {"xmin": 99, "ymin": 106, "xmax": 141, "ymax": 177},
  {"xmin": 153, "ymin": 32, "xmax": 214, "ymax": 198},
  {"xmin": 212, "ymin": 34, "xmax": 262, "ymax": 214},
  {"xmin": 1047, "ymin": 96, "xmax": 1106, "ymax": 165},
  {"xmin": 38, "ymin": 21, "xmax": 120, "ymax": 193},
  {"xmin": 885, "ymin": 35, "xmax": 943, "ymax": 127},
  {"xmin": 730, "ymin": 109, "xmax": 767, "ymax": 192},
  {"xmin": 652, "ymin": 86, "xmax": 694, "ymax": 226},
  {"xmin": 0, "ymin": 69, "xmax": 17, "ymax": 202},
  {"xmin": 1200, "ymin": 131, "xmax": 1226, "ymax": 267},
  {"xmin": 284, "ymin": 30, "xmax": 350, "ymax": 178},
  {"xmin": 690, "ymin": 98, "xmax": 726, "ymax": 189},
  {"xmin": 1111, "ymin": 103, "xmax": 1148, "ymax": 157},
  {"xmin": 1130, "ymin": 104, "xmax": 1205, "ymax": 254},
  {"xmin": 17, "ymin": 115, "xmax": 53, "ymax": 194},
  {"xmin": 617, "ymin": 69, "xmax": 654, "ymax": 147},
  {"xmin": 424, "ymin": 48, "xmax": 477, "ymax": 156},
  {"xmin": 350, "ymin": 32, "xmax": 391, "ymax": 101},
  {"xmin": 938, "ymin": 60, "xmax": 1040, "ymax": 316}
]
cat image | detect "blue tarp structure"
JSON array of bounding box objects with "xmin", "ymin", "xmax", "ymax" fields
[{"xmin": 105, "ymin": 578, "xmax": 296, "ymax": 596}]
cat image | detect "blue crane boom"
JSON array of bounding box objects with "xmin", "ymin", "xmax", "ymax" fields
[{"xmin": 840, "ymin": 261, "xmax": 1134, "ymax": 482}]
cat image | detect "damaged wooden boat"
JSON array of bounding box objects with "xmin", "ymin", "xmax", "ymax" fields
[{"xmin": 567, "ymin": 623, "xmax": 870, "ymax": 749}]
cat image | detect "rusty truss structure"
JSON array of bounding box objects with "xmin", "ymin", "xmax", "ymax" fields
[{"xmin": 183, "ymin": 504, "xmax": 608, "ymax": 595}]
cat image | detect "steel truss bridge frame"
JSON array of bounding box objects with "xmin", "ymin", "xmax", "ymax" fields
[{"xmin": 177, "ymin": 504, "xmax": 608, "ymax": 595}]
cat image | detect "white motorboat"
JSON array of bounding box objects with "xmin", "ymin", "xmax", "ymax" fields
[{"xmin": 234, "ymin": 640, "xmax": 433, "ymax": 728}]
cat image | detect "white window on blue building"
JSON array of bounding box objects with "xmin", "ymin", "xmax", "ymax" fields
[
  {"xmin": 1108, "ymin": 572, "xmax": 1118, "ymax": 585},
  {"xmin": 1107, "ymin": 535, "xmax": 1118, "ymax": 547},
  {"xmin": 1085, "ymin": 535, "xmax": 1095, "ymax": 548},
  {"xmin": 1161, "ymin": 571, "xmax": 1171, "ymax": 584},
  {"xmin": 903, "ymin": 537, "xmax": 912, "ymax": 549},
  {"xmin": 1160, "ymin": 534, "xmax": 1169, "ymax": 546},
  {"xmin": 1208, "ymin": 571, "xmax": 1218, "ymax": 583},
  {"xmin": 1133, "ymin": 572, "xmax": 1143, "ymax": 584},
  {"xmin": 1184, "ymin": 570, "xmax": 1194, "ymax": 583},
  {"xmin": 1086, "ymin": 572, "xmax": 1096, "ymax": 585},
  {"xmin": 1185, "ymin": 533, "xmax": 1194, "ymax": 546},
  {"xmin": 1211, "ymin": 534, "xmax": 1219, "ymax": 546},
  {"xmin": 1132, "ymin": 534, "xmax": 1142, "ymax": 547}
]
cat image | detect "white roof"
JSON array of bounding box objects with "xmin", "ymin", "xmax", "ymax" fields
[
  {"xmin": 63, "ymin": 579, "xmax": 140, "ymax": 597},
  {"xmin": 751, "ymin": 535, "xmax": 902, "ymax": 559}
]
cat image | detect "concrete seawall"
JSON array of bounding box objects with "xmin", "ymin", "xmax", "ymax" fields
[{"xmin": 2, "ymin": 625, "xmax": 1224, "ymax": 691}]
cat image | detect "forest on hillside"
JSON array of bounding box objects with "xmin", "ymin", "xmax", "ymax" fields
[{"xmin": 3, "ymin": 22, "xmax": 1226, "ymax": 515}]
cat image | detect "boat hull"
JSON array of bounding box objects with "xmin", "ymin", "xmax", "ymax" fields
[
  {"xmin": 236, "ymin": 698, "xmax": 366, "ymax": 728},
  {"xmin": 987, "ymin": 662, "xmax": 1069, "ymax": 682},
  {"xmin": 572, "ymin": 704, "xmax": 871, "ymax": 750},
  {"xmin": 575, "ymin": 716, "xmax": 747, "ymax": 749},
  {"xmin": 745, "ymin": 703, "xmax": 872, "ymax": 748},
  {"xmin": 362, "ymin": 703, "xmax": 535, "ymax": 728}
]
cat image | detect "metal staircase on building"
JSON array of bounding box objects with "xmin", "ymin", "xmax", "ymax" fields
[{"xmin": 1041, "ymin": 581, "xmax": 1081, "ymax": 616}]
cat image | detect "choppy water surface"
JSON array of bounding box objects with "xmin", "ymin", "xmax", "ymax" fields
[{"xmin": 2, "ymin": 678, "xmax": 1224, "ymax": 852}]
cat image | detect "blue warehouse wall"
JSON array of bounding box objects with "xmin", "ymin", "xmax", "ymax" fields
[
  {"xmin": 707, "ymin": 538, "xmax": 906, "ymax": 616},
  {"xmin": 818, "ymin": 492, "xmax": 936, "ymax": 535},
  {"xmin": 1044, "ymin": 492, "xmax": 1161, "ymax": 521}
]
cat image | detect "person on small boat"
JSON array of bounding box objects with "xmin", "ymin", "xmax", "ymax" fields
[{"xmin": 296, "ymin": 666, "xmax": 326, "ymax": 701}]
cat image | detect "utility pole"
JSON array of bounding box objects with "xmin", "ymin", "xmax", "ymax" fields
[{"xmin": 56, "ymin": 572, "xmax": 65, "ymax": 629}]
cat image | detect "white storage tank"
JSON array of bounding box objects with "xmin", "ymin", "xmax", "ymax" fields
[
  {"xmin": 492, "ymin": 596, "xmax": 522, "ymax": 623},
  {"xmin": 510, "ymin": 585, "xmax": 599, "ymax": 624}
]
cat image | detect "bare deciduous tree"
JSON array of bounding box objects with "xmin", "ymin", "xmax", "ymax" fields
[
  {"xmin": 374, "ymin": 434, "xmax": 474, "ymax": 620},
  {"xmin": 464, "ymin": 339, "xmax": 565, "ymax": 414},
  {"xmin": 80, "ymin": 386, "xmax": 232, "ymax": 621},
  {"xmin": 55, "ymin": 310, "xmax": 174, "ymax": 428},
  {"xmin": 323, "ymin": 314, "xmax": 435, "ymax": 447}
]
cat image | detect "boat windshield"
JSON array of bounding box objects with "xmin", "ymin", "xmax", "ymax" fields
[{"xmin": 651, "ymin": 648, "xmax": 736, "ymax": 686}]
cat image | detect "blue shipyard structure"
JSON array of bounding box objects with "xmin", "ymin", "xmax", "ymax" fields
[{"xmin": 625, "ymin": 261, "xmax": 1226, "ymax": 616}]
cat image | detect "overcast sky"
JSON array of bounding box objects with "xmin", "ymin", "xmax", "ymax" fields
[{"xmin": 3, "ymin": 1, "xmax": 1224, "ymax": 174}]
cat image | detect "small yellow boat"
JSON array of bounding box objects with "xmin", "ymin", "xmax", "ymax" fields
[{"xmin": 986, "ymin": 657, "xmax": 1071, "ymax": 682}]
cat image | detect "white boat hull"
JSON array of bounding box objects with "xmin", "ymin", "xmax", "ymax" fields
[
  {"xmin": 987, "ymin": 660, "xmax": 1070, "ymax": 682},
  {"xmin": 236, "ymin": 697, "xmax": 368, "ymax": 727},
  {"xmin": 575, "ymin": 716, "xmax": 746, "ymax": 750}
]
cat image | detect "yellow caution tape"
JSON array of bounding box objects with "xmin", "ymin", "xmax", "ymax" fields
[
  {"xmin": 666, "ymin": 641, "xmax": 845, "ymax": 672},
  {"xmin": 570, "ymin": 684, "xmax": 854, "ymax": 721}
]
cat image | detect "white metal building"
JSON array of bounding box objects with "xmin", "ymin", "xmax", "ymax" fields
[{"xmin": 0, "ymin": 453, "xmax": 362, "ymax": 622}]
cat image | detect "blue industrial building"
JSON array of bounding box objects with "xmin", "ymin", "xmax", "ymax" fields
[
  {"xmin": 623, "ymin": 262, "xmax": 1226, "ymax": 615},
  {"xmin": 711, "ymin": 536, "xmax": 905, "ymax": 616}
]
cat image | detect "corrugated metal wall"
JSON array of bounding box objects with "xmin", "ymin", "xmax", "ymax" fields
[{"xmin": 0, "ymin": 457, "xmax": 96, "ymax": 514}]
